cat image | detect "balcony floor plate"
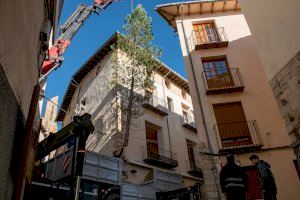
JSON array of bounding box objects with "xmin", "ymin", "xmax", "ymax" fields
[
  {"xmin": 188, "ymin": 169, "xmax": 203, "ymax": 179},
  {"xmin": 144, "ymin": 158, "xmax": 178, "ymax": 169},
  {"xmin": 219, "ymin": 144, "xmax": 263, "ymax": 154},
  {"xmin": 183, "ymin": 124, "xmax": 197, "ymax": 133},
  {"xmin": 195, "ymin": 41, "xmax": 229, "ymax": 50},
  {"xmin": 142, "ymin": 103, "xmax": 168, "ymax": 116},
  {"xmin": 206, "ymin": 86, "xmax": 244, "ymax": 95}
]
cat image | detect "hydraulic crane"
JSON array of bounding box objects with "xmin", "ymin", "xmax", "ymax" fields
[{"xmin": 39, "ymin": 0, "xmax": 121, "ymax": 84}]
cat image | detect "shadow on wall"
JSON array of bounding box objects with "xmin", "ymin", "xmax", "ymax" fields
[
  {"xmin": 85, "ymin": 87, "xmax": 118, "ymax": 155},
  {"xmin": 85, "ymin": 84, "xmax": 147, "ymax": 156},
  {"xmin": 0, "ymin": 64, "xmax": 26, "ymax": 200}
]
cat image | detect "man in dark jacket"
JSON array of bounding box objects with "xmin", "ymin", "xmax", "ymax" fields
[
  {"xmin": 220, "ymin": 154, "xmax": 248, "ymax": 200},
  {"xmin": 249, "ymin": 155, "xmax": 277, "ymax": 200}
]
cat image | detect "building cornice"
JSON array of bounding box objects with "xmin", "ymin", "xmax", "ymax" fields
[{"xmin": 155, "ymin": 0, "xmax": 240, "ymax": 31}]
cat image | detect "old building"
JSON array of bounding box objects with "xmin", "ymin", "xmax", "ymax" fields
[
  {"xmin": 40, "ymin": 96, "xmax": 59, "ymax": 141},
  {"xmin": 0, "ymin": 0, "xmax": 64, "ymax": 199},
  {"xmin": 39, "ymin": 96, "xmax": 59, "ymax": 160},
  {"xmin": 238, "ymin": 0, "xmax": 300, "ymax": 169},
  {"xmin": 156, "ymin": 0, "xmax": 299, "ymax": 199},
  {"xmin": 56, "ymin": 33, "xmax": 204, "ymax": 199}
]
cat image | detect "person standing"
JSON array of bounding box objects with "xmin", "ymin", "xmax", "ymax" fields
[
  {"xmin": 249, "ymin": 155, "xmax": 277, "ymax": 200},
  {"xmin": 220, "ymin": 154, "xmax": 248, "ymax": 200}
]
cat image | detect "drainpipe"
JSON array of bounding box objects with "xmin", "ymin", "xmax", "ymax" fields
[
  {"xmin": 161, "ymin": 70, "xmax": 173, "ymax": 157},
  {"xmin": 178, "ymin": 4, "xmax": 222, "ymax": 200}
]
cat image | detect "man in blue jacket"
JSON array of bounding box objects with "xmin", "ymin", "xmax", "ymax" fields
[
  {"xmin": 249, "ymin": 154, "xmax": 277, "ymax": 200},
  {"xmin": 220, "ymin": 154, "xmax": 248, "ymax": 200}
]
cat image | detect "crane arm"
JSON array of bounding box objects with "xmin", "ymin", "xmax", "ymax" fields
[
  {"xmin": 39, "ymin": 0, "xmax": 119, "ymax": 83},
  {"xmin": 36, "ymin": 113, "xmax": 94, "ymax": 161}
]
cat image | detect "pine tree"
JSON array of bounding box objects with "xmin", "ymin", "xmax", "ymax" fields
[{"xmin": 111, "ymin": 5, "xmax": 162, "ymax": 157}]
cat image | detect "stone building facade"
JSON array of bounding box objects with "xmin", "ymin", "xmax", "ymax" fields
[
  {"xmin": 39, "ymin": 96, "xmax": 59, "ymax": 160},
  {"xmin": 269, "ymin": 52, "xmax": 300, "ymax": 165},
  {"xmin": 40, "ymin": 96, "xmax": 59, "ymax": 141}
]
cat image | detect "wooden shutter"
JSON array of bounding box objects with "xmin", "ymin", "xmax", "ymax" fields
[
  {"xmin": 213, "ymin": 102, "xmax": 252, "ymax": 148},
  {"xmin": 146, "ymin": 126, "xmax": 159, "ymax": 155}
]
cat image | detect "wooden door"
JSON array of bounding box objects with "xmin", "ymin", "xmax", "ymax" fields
[
  {"xmin": 187, "ymin": 145, "xmax": 196, "ymax": 168},
  {"xmin": 213, "ymin": 102, "xmax": 252, "ymax": 148},
  {"xmin": 146, "ymin": 126, "xmax": 159, "ymax": 157},
  {"xmin": 243, "ymin": 166, "xmax": 263, "ymax": 200},
  {"xmin": 193, "ymin": 23, "xmax": 219, "ymax": 44},
  {"xmin": 202, "ymin": 58, "xmax": 234, "ymax": 89}
]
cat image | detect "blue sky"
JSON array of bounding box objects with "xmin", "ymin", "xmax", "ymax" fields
[{"xmin": 45, "ymin": 0, "xmax": 187, "ymax": 108}]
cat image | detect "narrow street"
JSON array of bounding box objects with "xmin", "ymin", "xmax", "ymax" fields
[{"xmin": 0, "ymin": 0, "xmax": 299, "ymax": 200}]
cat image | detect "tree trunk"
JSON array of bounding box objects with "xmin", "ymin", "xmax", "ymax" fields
[{"xmin": 118, "ymin": 69, "xmax": 135, "ymax": 157}]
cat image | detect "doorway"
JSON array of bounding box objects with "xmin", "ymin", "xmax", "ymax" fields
[{"xmin": 243, "ymin": 166, "xmax": 263, "ymax": 200}]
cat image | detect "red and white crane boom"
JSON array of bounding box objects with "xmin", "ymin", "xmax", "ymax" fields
[{"xmin": 39, "ymin": 0, "xmax": 120, "ymax": 83}]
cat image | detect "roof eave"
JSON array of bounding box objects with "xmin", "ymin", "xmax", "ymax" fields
[{"xmin": 56, "ymin": 33, "xmax": 189, "ymax": 122}]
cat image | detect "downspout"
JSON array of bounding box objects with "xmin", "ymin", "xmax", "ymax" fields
[
  {"xmin": 161, "ymin": 70, "xmax": 173, "ymax": 157},
  {"xmin": 178, "ymin": 4, "xmax": 221, "ymax": 199}
]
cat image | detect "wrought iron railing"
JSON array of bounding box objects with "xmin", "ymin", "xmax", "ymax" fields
[
  {"xmin": 202, "ymin": 68, "xmax": 244, "ymax": 94},
  {"xmin": 142, "ymin": 144, "xmax": 178, "ymax": 166},
  {"xmin": 183, "ymin": 114, "xmax": 195, "ymax": 126},
  {"xmin": 191, "ymin": 27, "xmax": 228, "ymax": 46},
  {"xmin": 182, "ymin": 114, "xmax": 197, "ymax": 132},
  {"xmin": 213, "ymin": 120, "xmax": 263, "ymax": 151},
  {"xmin": 143, "ymin": 94, "xmax": 168, "ymax": 113}
]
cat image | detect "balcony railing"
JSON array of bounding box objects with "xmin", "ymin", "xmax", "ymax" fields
[
  {"xmin": 213, "ymin": 120, "xmax": 263, "ymax": 153},
  {"xmin": 202, "ymin": 68, "xmax": 244, "ymax": 95},
  {"xmin": 142, "ymin": 145, "xmax": 178, "ymax": 169},
  {"xmin": 187, "ymin": 159, "xmax": 203, "ymax": 178},
  {"xmin": 192, "ymin": 27, "xmax": 228, "ymax": 50},
  {"xmin": 182, "ymin": 114, "xmax": 197, "ymax": 133},
  {"xmin": 142, "ymin": 95, "xmax": 168, "ymax": 116}
]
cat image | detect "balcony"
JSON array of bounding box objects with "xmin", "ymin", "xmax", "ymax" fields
[
  {"xmin": 213, "ymin": 120, "xmax": 263, "ymax": 153},
  {"xmin": 142, "ymin": 95, "xmax": 168, "ymax": 116},
  {"xmin": 192, "ymin": 27, "xmax": 228, "ymax": 50},
  {"xmin": 187, "ymin": 159, "xmax": 203, "ymax": 178},
  {"xmin": 142, "ymin": 145, "xmax": 178, "ymax": 169},
  {"xmin": 202, "ymin": 68, "xmax": 244, "ymax": 95},
  {"xmin": 182, "ymin": 114, "xmax": 197, "ymax": 133}
]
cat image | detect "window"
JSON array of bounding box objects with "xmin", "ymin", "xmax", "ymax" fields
[
  {"xmin": 165, "ymin": 79, "xmax": 171, "ymax": 89},
  {"xmin": 81, "ymin": 98, "xmax": 86, "ymax": 106},
  {"xmin": 80, "ymin": 98, "xmax": 86, "ymax": 111},
  {"xmin": 193, "ymin": 22, "xmax": 220, "ymax": 44},
  {"xmin": 182, "ymin": 103, "xmax": 189, "ymax": 123},
  {"xmin": 146, "ymin": 125, "xmax": 159, "ymax": 155},
  {"xmin": 202, "ymin": 56, "xmax": 233, "ymax": 89},
  {"xmin": 187, "ymin": 140, "xmax": 196, "ymax": 168},
  {"xmin": 167, "ymin": 97, "xmax": 173, "ymax": 112},
  {"xmin": 182, "ymin": 90, "xmax": 187, "ymax": 100}
]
